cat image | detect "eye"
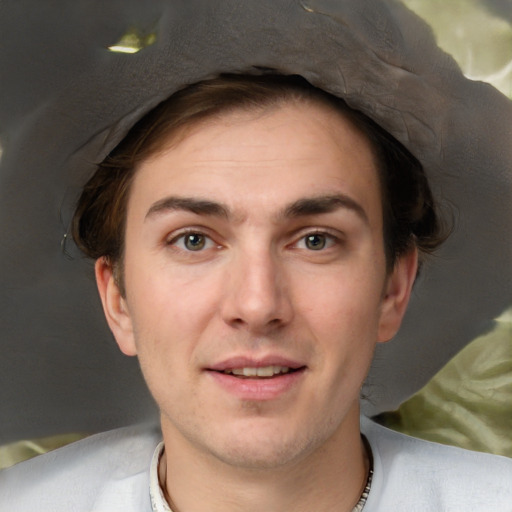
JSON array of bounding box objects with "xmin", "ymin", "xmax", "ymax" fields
[
  {"xmin": 170, "ymin": 232, "xmax": 215, "ymax": 251},
  {"xmin": 183, "ymin": 233, "xmax": 206, "ymax": 251},
  {"xmin": 304, "ymin": 233, "xmax": 328, "ymax": 250},
  {"xmin": 296, "ymin": 232, "xmax": 338, "ymax": 251}
]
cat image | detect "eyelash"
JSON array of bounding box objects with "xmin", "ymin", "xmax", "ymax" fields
[
  {"xmin": 166, "ymin": 228, "xmax": 342, "ymax": 253},
  {"xmin": 166, "ymin": 228, "xmax": 218, "ymax": 251},
  {"xmin": 292, "ymin": 231, "xmax": 340, "ymax": 251}
]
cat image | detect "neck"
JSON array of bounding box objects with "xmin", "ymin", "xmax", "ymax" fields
[{"xmin": 159, "ymin": 408, "xmax": 369, "ymax": 512}]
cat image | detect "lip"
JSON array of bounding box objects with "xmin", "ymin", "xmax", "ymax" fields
[
  {"xmin": 205, "ymin": 354, "xmax": 307, "ymax": 401},
  {"xmin": 207, "ymin": 355, "xmax": 304, "ymax": 372}
]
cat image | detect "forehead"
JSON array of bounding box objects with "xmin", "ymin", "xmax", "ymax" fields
[{"xmin": 128, "ymin": 101, "xmax": 381, "ymax": 227}]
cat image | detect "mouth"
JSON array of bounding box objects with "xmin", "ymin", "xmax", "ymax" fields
[
  {"xmin": 206, "ymin": 358, "xmax": 306, "ymax": 399},
  {"xmin": 219, "ymin": 365, "xmax": 302, "ymax": 378}
]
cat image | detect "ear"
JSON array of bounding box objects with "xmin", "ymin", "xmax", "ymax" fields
[
  {"xmin": 95, "ymin": 257, "xmax": 137, "ymax": 356},
  {"xmin": 377, "ymin": 248, "xmax": 418, "ymax": 343}
]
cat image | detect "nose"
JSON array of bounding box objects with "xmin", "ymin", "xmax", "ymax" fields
[{"xmin": 220, "ymin": 248, "xmax": 293, "ymax": 333}]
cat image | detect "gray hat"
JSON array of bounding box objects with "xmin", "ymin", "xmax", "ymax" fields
[{"xmin": 0, "ymin": 0, "xmax": 510, "ymax": 444}]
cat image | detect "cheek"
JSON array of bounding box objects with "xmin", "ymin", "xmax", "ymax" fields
[
  {"xmin": 295, "ymin": 265, "xmax": 385, "ymax": 385},
  {"xmin": 124, "ymin": 260, "xmax": 223, "ymax": 356},
  {"xmin": 299, "ymin": 269, "xmax": 384, "ymax": 332}
]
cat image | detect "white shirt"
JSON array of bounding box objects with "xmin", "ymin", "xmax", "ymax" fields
[
  {"xmin": 1, "ymin": 418, "xmax": 511, "ymax": 511},
  {"xmin": 149, "ymin": 442, "xmax": 171, "ymax": 512}
]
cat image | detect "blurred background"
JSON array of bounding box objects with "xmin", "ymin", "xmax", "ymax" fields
[{"xmin": 404, "ymin": 0, "xmax": 512, "ymax": 98}]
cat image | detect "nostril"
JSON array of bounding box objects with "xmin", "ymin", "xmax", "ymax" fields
[{"xmin": 227, "ymin": 316, "xmax": 284, "ymax": 330}]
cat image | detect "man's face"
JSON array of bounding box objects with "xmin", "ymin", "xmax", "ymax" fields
[{"xmin": 97, "ymin": 101, "xmax": 416, "ymax": 469}]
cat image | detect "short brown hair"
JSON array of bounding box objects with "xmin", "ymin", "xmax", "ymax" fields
[{"xmin": 72, "ymin": 74, "xmax": 444, "ymax": 275}]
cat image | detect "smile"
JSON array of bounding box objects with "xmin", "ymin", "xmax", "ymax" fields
[
  {"xmin": 207, "ymin": 356, "xmax": 306, "ymax": 398},
  {"xmin": 209, "ymin": 365, "xmax": 305, "ymax": 401},
  {"xmin": 222, "ymin": 366, "xmax": 292, "ymax": 378}
]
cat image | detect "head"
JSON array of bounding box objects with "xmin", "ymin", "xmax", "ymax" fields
[{"xmin": 72, "ymin": 74, "xmax": 444, "ymax": 471}]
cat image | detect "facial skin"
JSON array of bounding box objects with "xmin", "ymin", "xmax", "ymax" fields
[{"xmin": 96, "ymin": 101, "xmax": 417, "ymax": 511}]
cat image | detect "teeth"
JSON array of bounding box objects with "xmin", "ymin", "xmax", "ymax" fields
[{"xmin": 225, "ymin": 366, "xmax": 291, "ymax": 377}]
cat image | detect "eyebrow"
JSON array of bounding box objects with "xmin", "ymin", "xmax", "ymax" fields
[
  {"xmin": 145, "ymin": 193, "xmax": 368, "ymax": 224},
  {"xmin": 282, "ymin": 194, "xmax": 369, "ymax": 224},
  {"xmin": 145, "ymin": 196, "xmax": 229, "ymax": 220}
]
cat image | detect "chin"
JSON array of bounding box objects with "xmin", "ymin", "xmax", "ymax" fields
[
  {"xmin": 214, "ymin": 441, "xmax": 310, "ymax": 470},
  {"xmin": 206, "ymin": 420, "xmax": 326, "ymax": 471}
]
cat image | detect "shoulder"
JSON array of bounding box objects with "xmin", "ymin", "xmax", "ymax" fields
[
  {"xmin": 361, "ymin": 417, "xmax": 512, "ymax": 511},
  {"xmin": 0, "ymin": 423, "xmax": 161, "ymax": 512}
]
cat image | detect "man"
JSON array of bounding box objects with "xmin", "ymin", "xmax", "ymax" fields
[
  {"xmin": 1, "ymin": 1, "xmax": 511, "ymax": 511},
  {"xmin": 2, "ymin": 72, "xmax": 512, "ymax": 510},
  {"xmin": 80, "ymin": 74, "xmax": 430, "ymax": 508}
]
